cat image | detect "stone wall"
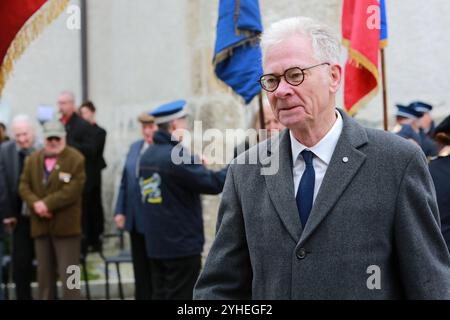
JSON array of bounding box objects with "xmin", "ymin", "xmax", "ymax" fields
[{"xmin": 2, "ymin": 0, "xmax": 450, "ymax": 254}]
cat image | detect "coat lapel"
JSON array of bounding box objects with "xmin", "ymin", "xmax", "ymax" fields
[
  {"xmin": 299, "ymin": 110, "xmax": 368, "ymax": 245},
  {"xmin": 263, "ymin": 130, "xmax": 303, "ymax": 242}
]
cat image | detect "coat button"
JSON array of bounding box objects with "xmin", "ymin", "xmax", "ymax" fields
[{"xmin": 296, "ymin": 248, "xmax": 307, "ymax": 260}]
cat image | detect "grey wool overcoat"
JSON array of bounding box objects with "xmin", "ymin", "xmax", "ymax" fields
[{"xmin": 194, "ymin": 109, "xmax": 450, "ymax": 300}]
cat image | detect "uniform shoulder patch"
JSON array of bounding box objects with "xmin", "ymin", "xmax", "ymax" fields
[{"xmin": 140, "ymin": 173, "xmax": 162, "ymax": 204}]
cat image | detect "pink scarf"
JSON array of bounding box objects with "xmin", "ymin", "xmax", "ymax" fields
[{"xmin": 44, "ymin": 157, "xmax": 57, "ymax": 172}]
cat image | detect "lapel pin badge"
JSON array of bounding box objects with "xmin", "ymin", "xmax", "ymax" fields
[{"xmin": 342, "ymin": 157, "xmax": 349, "ymax": 163}]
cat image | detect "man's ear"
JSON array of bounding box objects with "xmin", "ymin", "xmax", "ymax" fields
[
  {"xmin": 329, "ymin": 64, "xmax": 342, "ymax": 94},
  {"xmin": 170, "ymin": 120, "xmax": 177, "ymax": 132}
]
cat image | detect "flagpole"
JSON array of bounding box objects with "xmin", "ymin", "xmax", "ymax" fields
[
  {"xmin": 258, "ymin": 92, "xmax": 265, "ymax": 130},
  {"xmin": 381, "ymin": 48, "xmax": 388, "ymax": 131}
]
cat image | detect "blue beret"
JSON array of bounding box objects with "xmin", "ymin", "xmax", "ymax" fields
[
  {"xmin": 396, "ymin": 104, "xmax": 423, "ymax": 119},
  {"xmin": 409, "ymin": 101, "xmax": 433, "ymax": 113},
  {"xmin": 150, "ymin": 100, "xmax": 187, "ymax": 124}
]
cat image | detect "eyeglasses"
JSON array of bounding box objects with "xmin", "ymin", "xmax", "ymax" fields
[
  {"xmin": 46, "ymin": 136, "xmax": 61, "ymax": 142},
  {"xmin": 258, "ymin": 62, "xmax": 330, "ymax": 92}
]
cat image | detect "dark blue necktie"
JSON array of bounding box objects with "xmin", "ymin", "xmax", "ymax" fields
[{"xmin": 296, "ymin": 150, "xmax": 315, "ymax": 228}]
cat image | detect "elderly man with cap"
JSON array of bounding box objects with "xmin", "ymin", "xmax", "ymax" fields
[
  {"xmin": 114, "ymin": 111, "xmax": 158, "ymax": 300},
  {"xmin": 19, "ymin": 120, "xmax": 85, "ymax": 300},
  {"xmin": 410, "ymin": 101, "xmax": 438, "ymax": 158},
  {"xmin": 429, "ymin": 115, "xmax": 450, "ymax": 252},
  {"xmin": 139, "ymin": 100, "xmax": 227, "ymax": 300}
]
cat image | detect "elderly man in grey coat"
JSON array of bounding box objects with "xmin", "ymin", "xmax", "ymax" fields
[{"xmin": 194, "ymin": 16, "xmax": 450, "ymax": 300}]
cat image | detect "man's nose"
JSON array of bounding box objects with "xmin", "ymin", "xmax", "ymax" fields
[{"xmin": 273, "ymin": 77, "xmax": 294, "ymax": 98}]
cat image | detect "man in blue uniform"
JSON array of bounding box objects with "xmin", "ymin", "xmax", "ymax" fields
[
  {"xmin": 139, "ymin": 100, "xmax": 227, "ymax": 300},
  {"xmin": 392, "ymin": 104, "xmax": 422, "ymax": 146},
  {"xmin": 411, "ymin": 101, "xmax": 436, "ymax": 137},
  {"xmin": 410, "ymin": 101, "xmax": 438, "ymax": 157}
]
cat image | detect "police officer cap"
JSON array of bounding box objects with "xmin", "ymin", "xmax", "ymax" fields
[
  {"xmin": 395, "ymin": 104, "xmax": 423, "ymax": 119},
  {"xmin": 409, "ymin": 101, "xmax": 433, "ymax": 113},
  {"xmin": 150, "ymin": 100, "xmax": 187, "ymax": 124}
]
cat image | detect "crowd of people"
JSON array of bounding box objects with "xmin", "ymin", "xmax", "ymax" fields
[
  {"xmin": 1, "ymin": 15, "xmax": 450, "ymax": 300},
  {"xmin": 0, "ymin": 92, "xmax": 107, "ymax": 300}
]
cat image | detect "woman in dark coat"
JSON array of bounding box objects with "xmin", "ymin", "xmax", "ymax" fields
[
  {"xmin": 79, "ymin": 101, "xmax": 107, "ymax": 252},
  {"xmin": 429, "ymin": 115, "xmax": 450, "ymax": 251}
]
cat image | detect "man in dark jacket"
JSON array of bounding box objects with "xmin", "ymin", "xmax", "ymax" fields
[
  {"xmin": 0, "ymin": 115, "xmax": 40, "ymax": 300},
  {"xmin": 429, "ymin": 115, "xmax": 450, "ymax": 251},
  {"xmin": 410, "ymin": 101, "xmax": 438, "ymax": 158},
  {"xmin": 79, "ymin": 101, "xmax": 107, "ymax": 252},
  {"xmin": 57, "ymin": 91, "xmax": 98, "ymax": 253},
  {"xmin": 139, "ymin": 100, "xmax": 227, "ymax": 300},
  {"xmin": 114, "ymin": 112, "xmax": 157, "ymax": 300}
]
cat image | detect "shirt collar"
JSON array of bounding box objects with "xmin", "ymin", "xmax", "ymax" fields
[{"xmin": 290, "ymin": 109, "xmax": 343, "ymax": 165}]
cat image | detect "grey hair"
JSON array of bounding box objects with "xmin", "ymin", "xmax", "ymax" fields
[
  {"xmin": 261, "ymin": 16, "xmax": 341, "ymax": 64},
  {"xmin": 59, "ymin": 90, "xmax": 75, "ymax": 102},
  {"xmin": 11, "ymin": 114, "xmax": 36, "ymax": 132}
]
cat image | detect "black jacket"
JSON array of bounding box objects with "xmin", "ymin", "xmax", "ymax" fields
[
  {"xmin": 139, "ymin": 130, "xmax": 227, "ymax": 258},
  {"xmin": 64, "ymin": 113, "xmax": 97, "ymax": 191},
  {"xmin": 429, "ymin": 155, "xmax": 450, "ymax": 251},
  {"xmin": 90, "ymin": 124, "xmax": 107, "ymax": 187}
]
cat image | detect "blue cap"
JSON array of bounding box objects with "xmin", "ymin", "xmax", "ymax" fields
[
  {"xmin": 396, "ymin": 104, "xmax": 423, "ymax": 119},
  {"xmin": 150, "ymin": 100, "xmax": 187, "ymax": 124},
  {"xmin": 409, "ymin": 101, "xmax": 433, "ymax": 113}
]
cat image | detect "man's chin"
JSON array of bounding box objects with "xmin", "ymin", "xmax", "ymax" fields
[{"xmin": 279, "ymin": 116, "xmax": 307, "ymax": 130}]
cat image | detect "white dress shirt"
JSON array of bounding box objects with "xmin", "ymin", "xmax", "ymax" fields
[{"xmin": 290, "ymin": 110, "xmax": 343, "ymax": 203}]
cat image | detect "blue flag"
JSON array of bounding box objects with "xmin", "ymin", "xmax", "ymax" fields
[
  {"xmin": 380, "ymin": 0, "xmax": 388, "ymax": 47},
  {"xmin": 213, "ymin": 0, "xmax": 263, "ymax": 104}
]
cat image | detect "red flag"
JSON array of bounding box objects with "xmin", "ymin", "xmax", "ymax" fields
[
  {"xmin": 0, "ymin": 0, "xmax": 69, "ymax": 96},
  {"xmin": 342, "ymin": 0, "xmax": 381, "ymax": 115}
]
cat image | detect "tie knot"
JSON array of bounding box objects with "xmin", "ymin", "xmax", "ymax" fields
[{"xmin": 301, "ymin": 150, "xmax": 314, "ymax": 166}]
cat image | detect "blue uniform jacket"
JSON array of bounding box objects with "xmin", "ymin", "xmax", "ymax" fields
[
  {"xmin": 115, "ymin": 140, "xmax": 146, "ymax": 234},
  {"xmin": 139, "ymin": 130, "xmax": 227, "ymax": 259}
]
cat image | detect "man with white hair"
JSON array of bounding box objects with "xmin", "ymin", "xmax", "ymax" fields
[
  {"xmin": 0, "ymin": 115, "xmax": 40, "ymax": 300},
  {"xmin": 194, "ymin": 17, "xmax": 450, "ymax": 299}
]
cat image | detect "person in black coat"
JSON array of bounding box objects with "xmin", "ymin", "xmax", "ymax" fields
[
  {"xmin": 57, "ymin": 92, "xmax": 98, "ymax": 253},
  {"xmin": 429, "ymin": 115, "xmax": 450, "ymax": 251},
  {"xmin": 139, "ymin": 100, "xmax": 227, "ymax": 300},
  {"xmin": 80, "ymin": 101, "xmax": 107, "ymax": 252}
]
